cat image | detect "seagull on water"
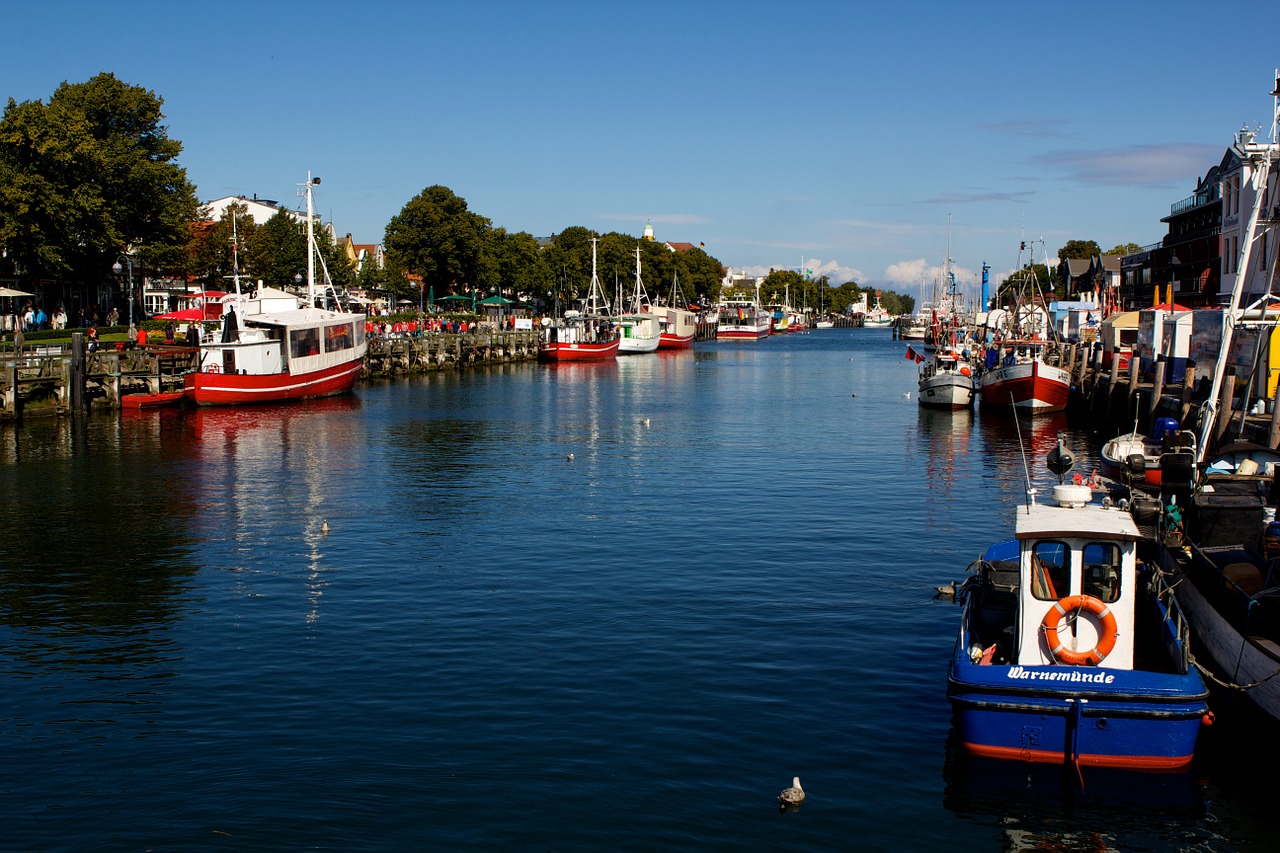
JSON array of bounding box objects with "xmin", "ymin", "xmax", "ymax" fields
[
  {"xmin": 641, "ymin": 418, "xmax": 650, "ymax": 427},
  {"xmin": 903, "ymin": 391, "xmax": 911, "ymax": 399},
  {"xmin": 321, "ymin": 520, "xmax": 330, "ymax": 535},
  {"xmin": 566, "ymin": 453, "xmax": 575, "ymax": 461},
  {"xmin": 778, "ymin": 777, "xmax": 805, "ymax": 808}
]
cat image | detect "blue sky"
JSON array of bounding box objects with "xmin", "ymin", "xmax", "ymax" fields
[{"xmin": 3, "ymin": 1, "xmax": 1277, "ymax": 304}]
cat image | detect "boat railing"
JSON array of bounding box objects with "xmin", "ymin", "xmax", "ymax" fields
[{"xmin": 1150, "ymin": 562, "xmax": 1194, "ymax": 674}]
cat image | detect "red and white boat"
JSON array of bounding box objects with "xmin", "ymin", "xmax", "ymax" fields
[
  {"xmin": 716, "ymin": 287, "xmax": 771, "ymax": 341},
  {"xmin": 977, "ymin": 341, "xmax": 1071, "ymax": 413},
  {"xmin": 655, "ymin": 271, "xmax": 697, "ymax": 349},
  {"xmin": 184, "ymin": 173, "xmax": 367, "ymax": 406},
  {"xmin": 539, "ymin": 237, "xmax": 620, "ymax": 362},
  {"xmin": 977, "ymin": 242, "xmax": 1070, "ymax": 413}
]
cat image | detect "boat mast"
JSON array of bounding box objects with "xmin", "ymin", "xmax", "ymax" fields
[
  {"xmin": 305, "ymin": 172, "xmax": 320, "ymax": 306},
  {"xmin": 1197, "ymin": 72, "xmax": 1280, "ymax": 463}
]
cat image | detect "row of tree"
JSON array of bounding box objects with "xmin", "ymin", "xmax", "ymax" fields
[
  {"xmin": 992, "ymin": 239, "xmax": 1143, "ymax": 307},
  {"xmin": 3, "ymin": 73, "xmax": 922, "ymax": 315}
]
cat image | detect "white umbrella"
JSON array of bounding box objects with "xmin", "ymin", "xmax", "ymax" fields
[{"xmin": 0, "ymin": 286, "xmax": 33, "ymax": 298}]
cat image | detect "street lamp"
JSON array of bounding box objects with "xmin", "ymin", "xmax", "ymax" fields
[{"xmin": 112, "ymin": 255, "xmax": 134, "ymax": 325}]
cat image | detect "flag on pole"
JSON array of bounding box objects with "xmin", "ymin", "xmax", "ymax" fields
[{"xmin": 905, "ymin": 345, "xmax": 925, "ymax": 364}]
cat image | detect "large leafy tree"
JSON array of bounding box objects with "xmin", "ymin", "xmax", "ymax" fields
[
  {"xmin": 0, "ymin": 72, "xmax": 198, "ymax": 285},
  {"xmin": 484, "ymin": 228, "xmax": 551, "ymax": 298},
  {"xmin": 383, "ymin": 185, "xmax": 492, "ymax": 296},
  {"xmin": 244, "ymin": 210, "xmax": 307, "ymax": 287},
  {"xmin": 1107, "ymin": 242, "xmax": 1142, "ymax": 257},
  {"xmin": 1058, "ymin": 239, "xmax": 1102, "ymax": 260},
  {"xmin": 186, "ymin": 201, "xmax": 257, "ymax": 289}
]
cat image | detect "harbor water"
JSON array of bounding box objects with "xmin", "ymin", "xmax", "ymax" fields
[{"xmin": 2, "ymin": 330, "xmax": 1275, "ymax": 851}]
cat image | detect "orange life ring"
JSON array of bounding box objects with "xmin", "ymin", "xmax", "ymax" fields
[
  {"xmin": 1041, "ymin": 594, "xmax": 1118, "ymax": 666},
  {"xmin": 205, "ymin": 363, "xmax": 221, "ymax": 374}
]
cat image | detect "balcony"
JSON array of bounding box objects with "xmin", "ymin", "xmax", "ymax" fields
[{"xmin": 1169, "ymin": 191, "xmax": 1217, "ymax": 217}]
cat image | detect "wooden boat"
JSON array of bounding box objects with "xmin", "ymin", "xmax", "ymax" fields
[
  {"xmin": 183, "ymin": 174, "xmax": 367, "ymax": 406},
  {"xmin": 121, "ymin": 390, "xmax": 186, "ymax": 409},
  {"xmin": 947, "ymin": 442, "xmax": 1209, "ymax": 770}
]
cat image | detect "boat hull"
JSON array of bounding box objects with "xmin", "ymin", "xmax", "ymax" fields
[
  {"xmin": 947, "ymin": 656, "xmax": 1207, "ymax": 770},
  {"xmin": 184, "ymin": 358, "xmax": 363, "ymax": 406},
  {"xmin": 1100, "ymin": 434, "xmax": 1161, "ymax": 488},
  {"xmin": 657, "ymin": 332, "xmax": 695, "ymax": 350},
  {"xmin": 121, "ymin": 390, "xmax": 187, "ymax": 409},
  {"xmin": 979, "ymin": 359, "xmax": 1070, "ymax": 412},
  {"xmin": 1159, "ymin": 543, "xmax": 1280, "ymax": 723},
  {"xmin": 716, "ymin": 323, "xmax": 770, "ymax": 341},
  {"xmin": 919, "ymin": 373, "xmax": 975, "ymax": 409},
  {"xmin": 617, "ymin": 336, "xmax": 660, "ymax": 354},
  {"xmin": 537, "ymin": 339, "xmax": 620, "ymax": 362}
]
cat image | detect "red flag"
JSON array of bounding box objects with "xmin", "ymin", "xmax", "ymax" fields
[{"xmin": 905, "ymin": 345, "xmax": 924, "ymax": 363}]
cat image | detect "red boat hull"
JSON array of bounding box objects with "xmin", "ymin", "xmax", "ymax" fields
[
  {"xmin": 183, "ymin": 359, "xmax": 363, "ymax": 406},
  {"xmin": 979, "ymin": 359, "xmax": 1070, "ymax": 413},
  {"xmin": 657, "ymin": 332, "xmax": 695, "ymax": 350},
  {"xmin": 537, "ymin": 338, "xmax": 620, "ymax": 362}
]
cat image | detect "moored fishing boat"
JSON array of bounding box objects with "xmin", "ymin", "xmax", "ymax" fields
[
  {"xmin": 912, "ymin": 345, "xmax": 974, "ymax": 409},
  {"xmin": 716, "ymin": 292, "xmax": 771, "ymax": 341},
  {"xmin": 947, "ymin": 442, "xmax": 1210, "ymax": 770},
  {"xmin": 184, "ymin": 174, "xmax": 367, "ymax": 406},
  {"xmin": 615, "ymin": 245, "xmax": 660, "ymax": 354},
  {"xmin": 539, "ymin": 237, "xmax": 620, "ymax": 362},
  {"xmin": 654, "ymin": 270, "xmax": 697, "ymax": 349},
  {"xmin": 863, "ymin": 291, "xmax": 893, "ymax": 327}
]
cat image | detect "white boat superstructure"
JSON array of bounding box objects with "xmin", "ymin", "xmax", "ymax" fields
[{"xmin": 616, "ymin": 245, "xmax": 660, "ymax": 354}]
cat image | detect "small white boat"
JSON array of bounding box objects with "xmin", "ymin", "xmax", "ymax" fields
[
  {"xmin": 616, "ymin": 245, "xmax": 660, "ymax": 354},
  {"xmin": 916, "ymin": 346, "xmax": 974, "ymax": 409}
]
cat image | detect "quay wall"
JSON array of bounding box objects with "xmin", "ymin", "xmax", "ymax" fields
[{"xmin": 2, "ymin": 323, "xmax": 723, "ymax": 420}]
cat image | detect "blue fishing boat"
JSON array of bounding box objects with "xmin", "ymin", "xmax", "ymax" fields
[{"xmin": 947, "ymin": 442, "xmax": 1210, "ymax": 770}]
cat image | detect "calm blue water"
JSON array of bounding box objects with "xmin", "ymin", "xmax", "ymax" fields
[{"xmin": 1, "ymin": 330, "xmax": 1273, "ymax": 851}]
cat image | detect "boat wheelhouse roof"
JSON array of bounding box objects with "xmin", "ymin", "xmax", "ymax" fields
[
  {"xmin": 244, "ymin": 308, "xmax": 364, "ymax": 330},
  {"xmin": 1015, "ymin": 500, "xmax": 1140, "ymax": 543}
]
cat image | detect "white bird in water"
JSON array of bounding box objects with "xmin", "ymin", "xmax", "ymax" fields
[
  {"xmin": 640, "ymin": 418, "xmax": 650, "ymax": 427},
  {"xmin": 566, "ymin": 453, "xmax": 575, "ymax": 461},
  {"xmin": 903, "ymin": 391, "xmax": 911, "ymax": 399},
  {"xmin": 320, "ymin": 520, "xmax": 330, "ymax": 536},
  {"xmin": 933, "ymin": 580, "xmax": 956, "ymax": 599},
  {"xmin": 779, "ymin": 777, "xmax": 805, "ymax": 808}
]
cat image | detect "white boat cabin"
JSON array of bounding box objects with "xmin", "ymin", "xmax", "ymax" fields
[
  {"xmin": 201, "ymin": 290, "xmax": 367, "ymax": 378},
  {"xmin": 1013, "ymin": 485, "xmax": 1140, "ymax": 670}
]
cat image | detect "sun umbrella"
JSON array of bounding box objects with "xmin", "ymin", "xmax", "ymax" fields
[
  {"xmin": 0, "ymin": 286, "xmax": 33, "ymax": 298},
  {"xmin": 154, "ymin": 308, "xmax": 205, "ymax": 321}
]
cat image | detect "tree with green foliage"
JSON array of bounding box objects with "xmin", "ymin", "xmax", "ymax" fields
[
  {"xmin": 383, "ymin": 185, "xmax": 492, "ymax": 297},
  {"xmin": 483, "ymin": 228, "xmax": 551, "ymax": 298},
  {"xmin": 0, "ymin": 72, "xmax": 198, "ymax": 287},
  {"xmin": 185, "ymin": 201, "xmax": 257, "ymax": 289},
  {"xmin": 1106, "ymin": 242, "xmax": 1142, "ymax": 257},
  {"xmin": 243, "ymin": 210, "xmax": 307, "ymax": 288},
  {"xmin": 1057, "ymin": 239, "xmax": 1102, "ymax": 260}
]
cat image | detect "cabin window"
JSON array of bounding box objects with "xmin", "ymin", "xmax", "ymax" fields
[
  {"xmin": 290, "ymin": 328, "xmax": 320, "ymax": 358},
  {"xmin": 1081, "ymin": 542, "xmax": 1122, "ymax": 603},
  {"xmin": 1029, "ymin": 541, "xmax": 1070, "ymax": 601},
  {"xmin": 324, "ymin": 322, "xmax": 354, "ymax": 352}
]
